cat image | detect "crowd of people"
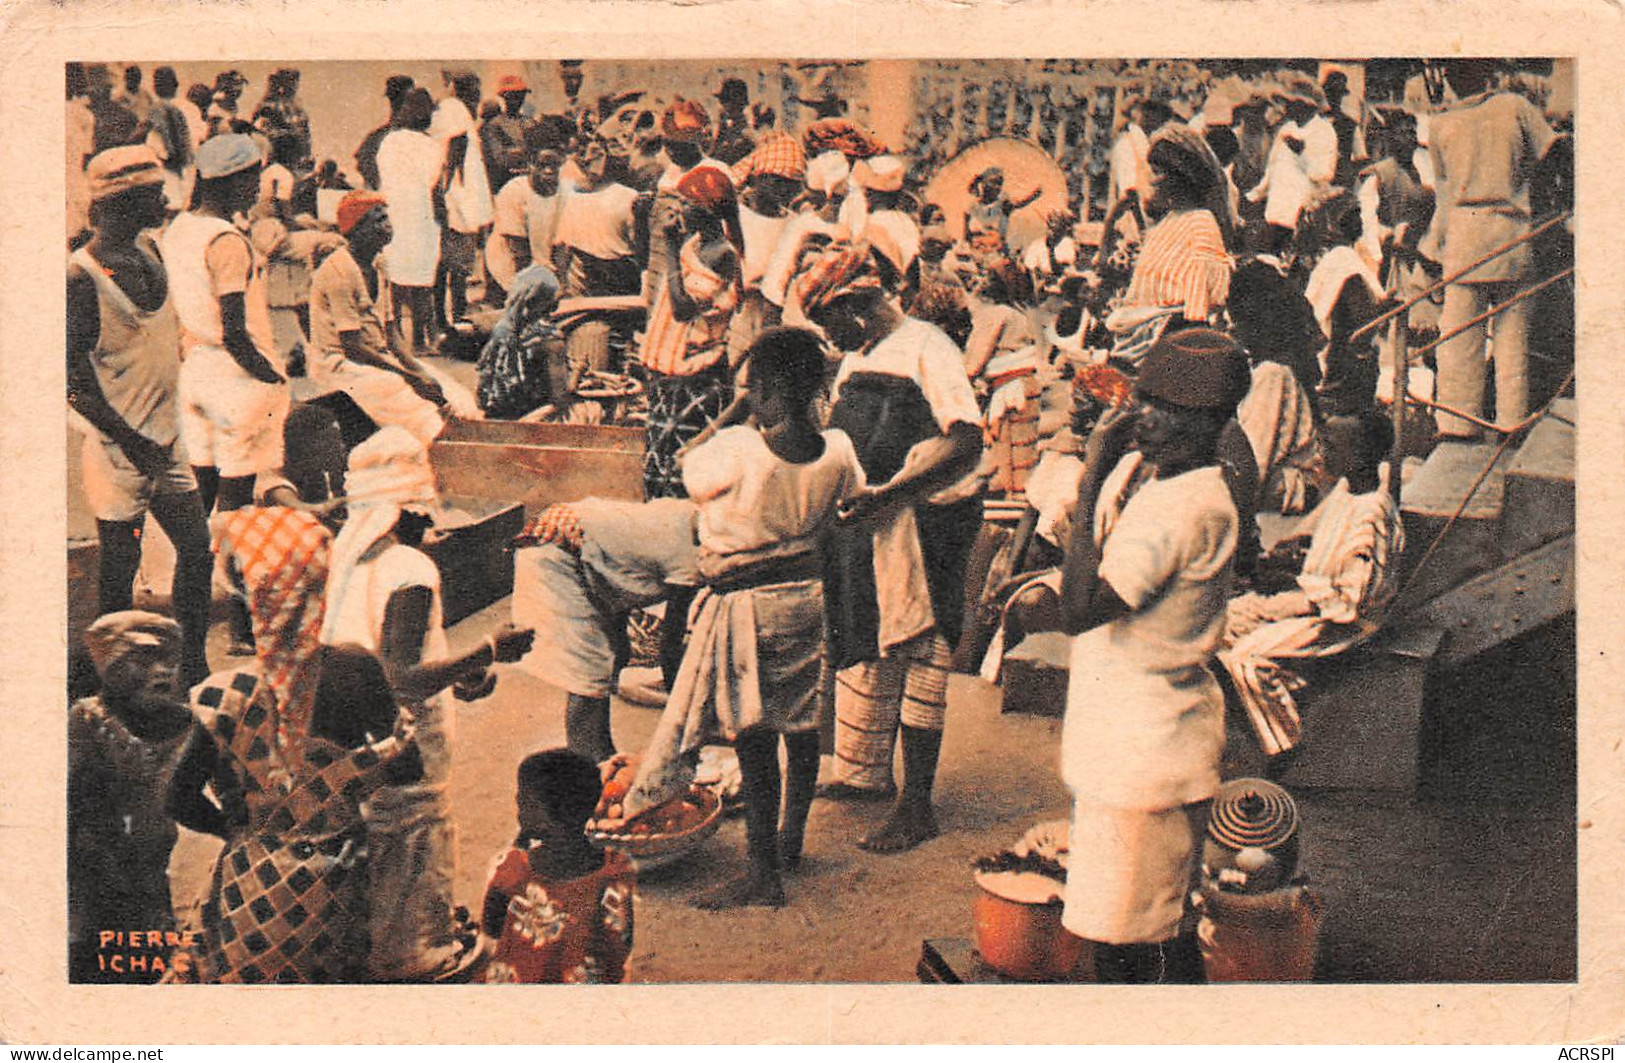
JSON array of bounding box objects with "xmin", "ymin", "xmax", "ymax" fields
[{"xmin": 67, "ymin": 58, "xmax": 1572, "ymax": 985}]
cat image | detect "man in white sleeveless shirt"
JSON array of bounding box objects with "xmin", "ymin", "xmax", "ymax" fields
[
  {"xmin": 68, "ymin": 146, "xmax": 214, "ymax": 689},
  {"xmin": 161, "ymin": 133, "xmax": 288, "ymax": 654}
]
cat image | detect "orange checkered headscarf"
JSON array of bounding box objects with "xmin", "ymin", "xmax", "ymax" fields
[
  {"xmin": 731, "ymin": 131, "xmax": 806, "ymax": 185},
  {"xmin": 213, "ymin": 506, "xmax": 334, "ymax": 759},
  {"xmin": 791, "ymin": 240, "xmax": 882, "ymax": 316}
]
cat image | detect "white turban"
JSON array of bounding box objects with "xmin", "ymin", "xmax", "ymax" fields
[
  {"xmin": 320, "ymin": 427, "xmax": 442, "ymax": 646},
  {"xmin": 851, "ymin": 154, "xmax": 905, "ymax": 193},
  {"xmin": 805, "ymin": 150, "xmax": 851, "ymax": 196}
]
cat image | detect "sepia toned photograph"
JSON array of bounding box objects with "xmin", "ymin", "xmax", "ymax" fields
[{"xmin": 60, "ymin": 50, "xmax": 1577, "ymax": 997}]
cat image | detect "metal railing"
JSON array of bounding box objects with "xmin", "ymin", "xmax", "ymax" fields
[{"xmin": 1376, "ymin": 210, "xmax": 1573, "ymax": 505}]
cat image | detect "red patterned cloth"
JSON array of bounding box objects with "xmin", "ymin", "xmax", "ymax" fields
[
  {"xmin": 480, "ymin": 846, "xmax": 635, "ymax": 983},
  {"xmin": 674, "ymin": 164, "xmax": 736, "ymax": 213},
  {"xmin": 1074, "ymin": 362, "xmax": 1137, "ymax": 409},
  {"xmin": 212, "ymin": 506, "xmax": 332, "ymax": 760},
  {"xmin": 336, "ymin": 190, "xmax": 387, "ymax": 235}
]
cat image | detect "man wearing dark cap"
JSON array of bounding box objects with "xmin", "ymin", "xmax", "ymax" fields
[
  {"xmin": 484, "ymin": 74, "xmax": 537, "ymax": 195},
  {"xmin": 711, "ymin": 76, "xmax": 755, "ymax": 166},
  {"xmin": 1056, "ymin": 327, "xmax": 1251, "ymax": 984},
  {"xmin": 356, "ymin": 74, "xmax": 415, "ymax": 191},
  {"xmin": 1320, "ymin": 69, "xmax": 1359, "ymax": 188}
]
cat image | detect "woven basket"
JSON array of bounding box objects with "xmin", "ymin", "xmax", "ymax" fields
[{"xmin": 585, "ymin": 786, "xmax": 724, "ymax": 870}]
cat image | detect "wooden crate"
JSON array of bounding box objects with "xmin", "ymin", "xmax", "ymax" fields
[
  {"xmin": 431, "ymin": 424, "xmax": 645, "ymax": 515},
  {"xmin": 425, "ymin": 498, "xmax": 527, "ymax": 626}
]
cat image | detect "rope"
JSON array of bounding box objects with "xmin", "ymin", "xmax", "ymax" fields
[
  {"xmin": 1349, "ymin": 210, "xmax": 1573, "ymax": 345},
  {"xmin": 1405, "ymin": 268, "xmax": 1575, "ymax": 363},
  {"xmin": 1390, "ymin": 366, "xmax": 1575, "ymax": 617}
]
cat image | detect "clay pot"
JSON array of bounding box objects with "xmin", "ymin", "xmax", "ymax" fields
[
  {"xmin": 973, "ymin": 872, "xmax": 1085, "ymax": 981},
  {"xmin": 1196, "ymin": 883, "xmax": 1324, "ymax": 982}
]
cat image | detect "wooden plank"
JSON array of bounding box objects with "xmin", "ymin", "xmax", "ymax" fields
[
  {"xmin": 431, "ymin": 441, "xmax": 645, "ymax": 510},
  {"xmin": 439, "ymin": 418, "xmax": 645, "ymax": 454}
]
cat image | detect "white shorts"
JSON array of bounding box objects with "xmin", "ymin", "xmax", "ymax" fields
[
  {"xmin": 512, "ymin": 544, "xmax": 619, "ymax": 698},
  {"xmin": 317, "ymin": 362, "xmax": 444, "ymax": 445},
  {"xmin": 1062, "ymin": 800, "xmax": 1207, "ymax": 945},
  {"xmin": 178, "ymin": 345, "xmax": 290, "ymax": 478},
  {"xmin": 79, "ymin": 432, "xmax": 197, "ymax": 523}
]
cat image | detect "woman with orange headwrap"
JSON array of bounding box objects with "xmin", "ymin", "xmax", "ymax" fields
[{"xmin": 638, "ymin": 164, "xmax": 743, "ymax": 499}]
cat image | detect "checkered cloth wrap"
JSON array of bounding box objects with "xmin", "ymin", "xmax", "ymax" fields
[
  {"xmin": 187, "ymin": 505, "xmax": 412, "ymax": 983},
  {"xmin": 188, "ymin": 675, "xmax": 411, "ymax": 983},
  {"xmin": 731, "ymin": 131, "xmax": 807, "ymax": 185},
  {"xmin": 515, "ymin": 503, "xmax": 584, "ymax": 552},
  {"xmin": 212, "ymin": 507, "xmax": 331, "ymax": 761}
]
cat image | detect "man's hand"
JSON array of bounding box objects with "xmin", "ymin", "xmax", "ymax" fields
[
  {"xmin": 837, "ymin": 485, "xmax": 897, "ymax": 526},
  {"xmin": 1082, "ymin": 403, "xmax": 1138, "ymax": 474},
  {"xmin": 452, "ymin": 670, "xmax": 497, "ymax": 702},
  {"xmin": 490, "ymin": 624, "xmax": 537, "ymax": 664}
]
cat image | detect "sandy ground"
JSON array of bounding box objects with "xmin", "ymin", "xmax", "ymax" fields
[{"xmin": 166, "ymin": 593, "xmax": 1576, "ymax": 984}]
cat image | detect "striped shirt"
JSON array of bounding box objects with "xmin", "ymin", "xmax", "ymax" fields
[
  {"xmin": 1120, "ymin": 209, "xmax": 1232, "ymax": 324},
  {"xmin": 639, "ymin": 234, "xmax": 740, "ymax": 377}
]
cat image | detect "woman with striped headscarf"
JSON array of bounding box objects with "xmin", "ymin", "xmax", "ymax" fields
[
  {"xmin": 796, "ymin": 241, "xmax": 985, "ymax": 854},
  {"xmin": 1102, "ymin": 125, "xmax": 1236, "ymax": 366}
]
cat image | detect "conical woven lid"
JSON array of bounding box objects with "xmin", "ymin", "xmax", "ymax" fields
[{"xmin": 1208, "ymin": 778, "xmax": 1299, "ymax": 852}]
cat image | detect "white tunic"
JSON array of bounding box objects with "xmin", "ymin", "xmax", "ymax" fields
[
  {"xmin": 376, "ymin": 129, "xmax": 445, "ymax": 287},
  {"xmin": 832, "ymin": 318, "xmax": 981, "ymax": 651},
  {"xmin": 1063, "ymin": 453, "xmax": 1238, "ymax": 811}
]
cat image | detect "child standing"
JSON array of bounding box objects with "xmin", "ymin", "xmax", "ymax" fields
[
  {"xmin": 621, "ymin": 327, "xmax": 866, "ymax": 908},
  {"xmin": 480, "ymin": 750, "xmax": 635, "ymax": 984}
]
